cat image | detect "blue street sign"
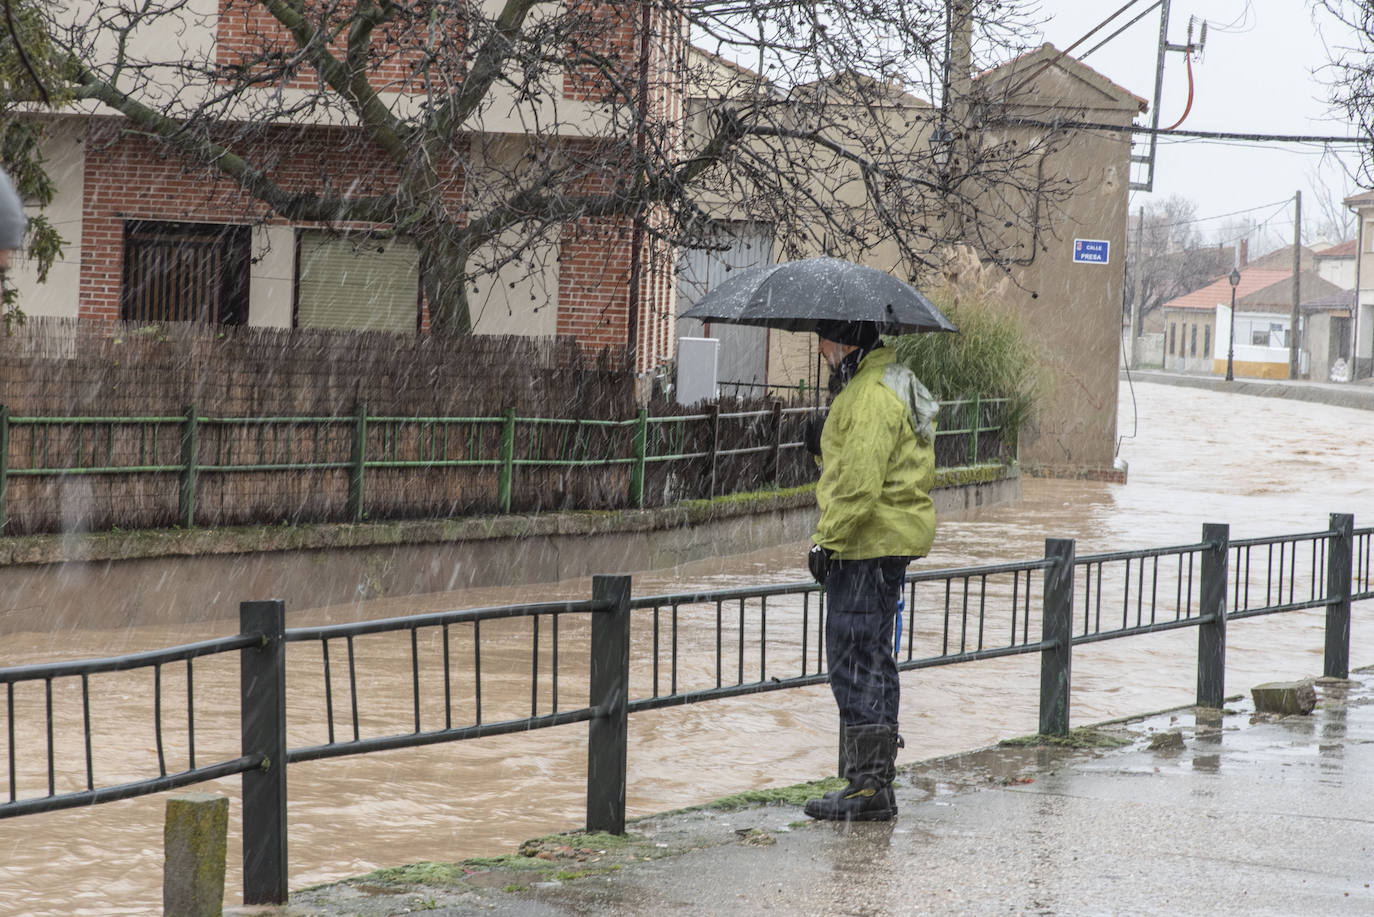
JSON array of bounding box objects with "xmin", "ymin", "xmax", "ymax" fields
[{"xmin": 1072, "ymin": 239, "xmax": 1110, "ymax": 264}]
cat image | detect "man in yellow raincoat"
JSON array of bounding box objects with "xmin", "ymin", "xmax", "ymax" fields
[{"xmin": 804, "ymin": 319, "xmax": 937, "ymax": 822}]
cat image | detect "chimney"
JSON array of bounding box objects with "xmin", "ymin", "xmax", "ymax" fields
[
  {"xmin": 948, "ymin": 2, "xmax": 972, "ymax": 112},
  {"xmin": 1240, "ymin": 239, "xmax": 1249, "ymax": 267}
]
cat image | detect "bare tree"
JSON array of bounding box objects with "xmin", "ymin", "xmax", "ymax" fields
[
  {"xmin": 1124, "ymin": 195, "xmax": 1225, "ymax": 334},
  {"xmin": 1306, "ymin": 165, "xmax": 1357, "ymax": 243},
  {"xmin": 1316, "ymin": 1, "xmax": 1374, "ymax": 182},
  {"xmin": 42, "ymin": 0, "xmax": 1073, "ymax": 337}
]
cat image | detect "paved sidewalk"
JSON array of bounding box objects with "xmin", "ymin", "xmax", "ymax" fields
[
  {"xmin": 1122, "ymin": 368, "xmax": 1374, "ymax": 412},
  {"xmin": 256, "ymin": 668, "xmax": 1374, "ymax": 917}
]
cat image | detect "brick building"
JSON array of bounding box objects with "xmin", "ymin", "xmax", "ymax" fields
[{"xmin": 19, "ymin": 0, "xmax": 681, "ymax": 371}]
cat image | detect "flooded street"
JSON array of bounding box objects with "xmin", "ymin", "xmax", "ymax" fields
[{"xmin": 3, "ymin": 380, "xmax": 1373, "ymax": 915}]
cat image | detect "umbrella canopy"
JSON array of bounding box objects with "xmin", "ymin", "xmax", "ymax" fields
[{"xmin": 679, "ymin": 257, "xmax": 958, "ymax": 335}]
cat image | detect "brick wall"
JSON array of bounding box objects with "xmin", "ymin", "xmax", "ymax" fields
[
  {"xmin": 216, "ymin": 0, "xmax": 466, "ymax": 92},
  {"xmin": 83, "ymin": 0, "xmax": 687, "ymax": 365},
  {"xmin": 78, "ymin": 119, "xmax": 461, "ymax": 323}
]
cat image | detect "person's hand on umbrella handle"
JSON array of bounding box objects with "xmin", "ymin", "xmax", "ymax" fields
[{"xmin": 808, "ymin": 544, "xmax": 832, "ymax": 585}]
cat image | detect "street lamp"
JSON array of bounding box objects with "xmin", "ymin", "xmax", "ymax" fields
[
  {"xmin": 1225, "ymin": 267, "xmax": 1241, "ymax": 381},
  {"xmin": 929, "ymin": 127, "xmax": 955, "ymax": 180}
]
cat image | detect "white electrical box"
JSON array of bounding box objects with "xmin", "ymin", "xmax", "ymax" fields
[{"xmin": 676, "ymin": 337, "xmax": 719, "ymax": 406}]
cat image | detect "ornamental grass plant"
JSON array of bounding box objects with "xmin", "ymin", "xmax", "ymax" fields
[{"xmin": 891, "ymin": 294, "xmax": 1045, "ymax": 450}]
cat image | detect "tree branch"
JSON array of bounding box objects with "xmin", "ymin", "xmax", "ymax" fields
[
  {"xmin": 256, "ymin": 0, "xmax": 409, "ymax": 161},
  {"xmin": 74, "ymin": 67, "xmax": 399, "ymax": 224}
]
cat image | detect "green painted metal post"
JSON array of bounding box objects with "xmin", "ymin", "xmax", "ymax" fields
[
  {"xmin": 969, "ymin": 394, "xmax": 981, "ymax": 465},
  {"xmin": 1196, "ymin": 523, "xmax": 1230, "ymax": 708},
  {"xmin": 498, "ymin": 409, "xmax": 515, "ymax": 514},
  {"xmin": 240, "ymin": 599, "xmax": 287, "ymax": 905},
  {"xmin": 1325, "ymin": 513, "xmax": 1354, "ymax": 679},
  {"xmin": 629, "ymin": 409, "xmax": 647, "ymax": 509},
  {"xmin": 587, "ymin": 574, "xmax": 631, "ymax": 834},
  {"xmin": 707, "ymin": 403, "xmax": 720, "ymax": 499},
  {"xmin": 769, "ymin": 401, "xmax": 783, "ymax": 484},
  {"xmin": 348, "ymin": 403, "xmax": 367, "ymax": 523},
  {"xmin": 0, "ymin": 404, "xmax": 8, "ymax": 533},
  {"xmin": 1038, "ymin": 538, "xmax": 1075, "ymax": 736},
  {"xmin": 179, "ymin": 404, "xmax": 198, "ymax": 528}
]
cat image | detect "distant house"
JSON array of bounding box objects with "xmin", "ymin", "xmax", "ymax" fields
[
  {"xmin": 1161, "ymin": 269, "xmax": 1288, "ymax": 375},
  {"xmin": 1160, "ymin": 264, "xmax": 1352, "ymax": 379},
  {"xmin": 1315, "ymin": 239, "xmax": 1358, "ymax": 291},
  {"xmin": 1339, "ymin": 186, "xmax": 1374, "ymax": 379}
]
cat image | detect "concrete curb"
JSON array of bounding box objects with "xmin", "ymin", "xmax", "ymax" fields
[{"xmin": 1122, "ymin": 368, "xmax": 1374, "ymax": 412}]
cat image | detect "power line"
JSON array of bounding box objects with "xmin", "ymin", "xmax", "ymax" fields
[
  {"xmin": 1142, "ymin": 197, "xmax": 1296, "ymax": 230},
  {"xmin": 993, "ymin": 117, "xmax": 1368, "ymax": 146}
]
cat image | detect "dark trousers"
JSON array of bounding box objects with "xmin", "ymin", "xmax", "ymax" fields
[{"xmin": 824, "ymin": 556, "xmax": 910, "ymax": 727}]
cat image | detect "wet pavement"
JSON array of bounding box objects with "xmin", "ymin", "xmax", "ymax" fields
[{"xmin": 248, "ymin": 667, "xmax": 1374, "ymax": 917}]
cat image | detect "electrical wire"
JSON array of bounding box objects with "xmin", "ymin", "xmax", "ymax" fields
[
  {"xmin": 1006, "ymin": 0, "xmax": 1150, "ymax": 98},
  {"xmin": 1160, "ymin": 50, "xmax": 1194, "ymax": 131},
  {"xmin": 993, "ymin": 117, "xmax": 1367, "ymax": 145},
  {"xmin": 1140, "ymin": 197, "xmax": 1296, "ymax": 231}
]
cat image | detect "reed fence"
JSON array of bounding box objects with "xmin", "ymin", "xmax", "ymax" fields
[{"xmin": 0, "ymin": 397, "xmax": 1015, "ymax": 535}]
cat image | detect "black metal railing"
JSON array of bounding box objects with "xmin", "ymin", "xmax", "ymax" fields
[{"xmin": 1, "ymin": 513, "xmax": 1370, "ymax": 904}]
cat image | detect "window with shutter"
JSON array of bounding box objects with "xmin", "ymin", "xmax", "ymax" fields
[
  {"xmin": 296, "ymin": 231, "xmax": 420, "ymax": 333},
  {"xmin": 122, "ymin": 221, "xmax": 249, "ymax": 324}
]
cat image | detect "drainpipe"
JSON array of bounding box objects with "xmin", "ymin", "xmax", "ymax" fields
[
  {"xmin": 1353, "ymin": 206, "xmax": 1365, "ymax": 381},
  {"xmin": 626, "ymin": 0, "xmax": 653, "ymax": 375}
]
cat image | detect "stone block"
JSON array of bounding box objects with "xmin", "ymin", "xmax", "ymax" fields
[
  {"xmin": 1250, "ymin": 680, "xmax": 1317, "ymax": 716},
  {"xmin": 164, "ymin": 792, "xmax": 229, "ymax": 917}
]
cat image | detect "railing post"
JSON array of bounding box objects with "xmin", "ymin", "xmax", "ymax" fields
[
  {"xmin": 498, "ymin": 408, "xmax": 515, "ymax": 514},
  {"xmin": 240, "ymin": 599, "xmax": 287, "ymax": 905},
  {"xmin": 968, "ymin": 394, "xmax": 981, "ymax": 465},
  {"xmin": 587, "ymin": 574, "xmax": 631, "ymax": 835},
  {"xmin": 706, "ymin": 403, "xmax": 720, "ymax": 499},
  {"xmin": 629, "ymin": 408, "xmax": 647, "ymax": 509},
  {"xmin": 1038, "ymin": 538, "xmax": 1075, "ymax": 736},
  {"xmin": 769, "ymin": 401, "xmax": 783, "ymax": 485},
  {"xmin": 1325, "ymin": 513, "xmax": 1354, "ymax": 679},
  {"xmin": 179, "ymin": 404, "xmax": 198, "ymax": 529},
  {"xmin": 1197, "ymin": 523, "xmax": 1229, "ymax": 708},
  {"xmin": 348, "ymin": 402, "xmax": 367, "ymax": 523},
  {"xmin": 0, "ymin": 404, "xmax": 8, "ymax": 533}
]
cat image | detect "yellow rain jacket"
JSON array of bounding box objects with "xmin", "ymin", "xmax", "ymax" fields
[{"xmin": 813, "ymin": 347, "xmax": 937, "ymax": 560}]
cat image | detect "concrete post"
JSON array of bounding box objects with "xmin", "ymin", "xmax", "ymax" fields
[{"xmin": 164, "ymin": 792, "xmax": 228, "ymax": 917}]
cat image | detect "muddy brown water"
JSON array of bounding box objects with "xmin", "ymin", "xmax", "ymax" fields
[{"xmin": 2, "ymin": 380, "xmax": 1373, "ymax": 915}]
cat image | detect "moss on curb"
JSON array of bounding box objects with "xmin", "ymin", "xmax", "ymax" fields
[
  {"xmin": 0, "ymin": 464, "xmax": 1016, "ymax": 568},
  {"xmin": 688, "ymin": 777, "xmax": 846, "ymax": 811},
  {"xmin": 998, "ymin": 728, "xmax": 1133, "ymax": 749}
]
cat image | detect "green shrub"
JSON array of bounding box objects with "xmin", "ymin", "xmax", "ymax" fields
[{"xmin": 891, "ymin": 294, "xmax": 1044, "ymax": 443}]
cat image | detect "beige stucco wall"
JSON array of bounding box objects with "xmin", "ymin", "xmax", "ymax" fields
[
  {"xmin": 681, "ymin": 47, "xmax": 1138, "ymax": 474},
  {"xmin": 979, "ymin": 59, "xmax": 1138, "ymax": 475},
  {"xmin": 10, "ymin": 119, "xmax": 84, "ymax": 319},
  {"xmin": 248, "ymin": 225, "xmax": 297, "ymax": 327}
]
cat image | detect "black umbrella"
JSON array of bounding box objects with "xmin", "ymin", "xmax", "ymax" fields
[{"xmin": 679, "ymin": 257, "xmax": 957, "ymax": 335}]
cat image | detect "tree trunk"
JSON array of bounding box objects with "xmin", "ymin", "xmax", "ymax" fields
[{"xmin": 419, "ymin": 226, "xmax": 473, "ymax": 336}]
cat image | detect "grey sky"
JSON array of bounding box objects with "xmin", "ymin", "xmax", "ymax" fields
[{"xmin": 1030, "ymin": 0, "xmax": 1364, "ymax": 248}]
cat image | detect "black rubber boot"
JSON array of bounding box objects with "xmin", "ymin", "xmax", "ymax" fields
[{"xmin": 804, "ymin": 723, "xmax": 899, "ymax": 822}]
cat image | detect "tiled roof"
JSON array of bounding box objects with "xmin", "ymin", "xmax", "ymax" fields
[
  {"xmin": 1161, "ymin": 269, "xmax": 1291, "ymax": 312},
  {"xmin": 1316, "ymin": 239, "xmax": 1358, "ymax": 258}
]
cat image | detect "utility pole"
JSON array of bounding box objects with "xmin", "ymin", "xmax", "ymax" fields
[
  {"xmin": 1289, "ymin": 190, "xmax": 1302, "ymax": 379},
  {"xmin": 1130, "ymin": 208, "xmax": 1145, "ymax": 367}
]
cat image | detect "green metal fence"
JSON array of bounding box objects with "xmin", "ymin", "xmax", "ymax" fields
[{"xmin": 0, "ymin": 399, "xmax": 1015, "ymax": 534}]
